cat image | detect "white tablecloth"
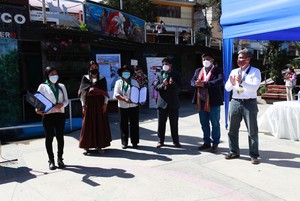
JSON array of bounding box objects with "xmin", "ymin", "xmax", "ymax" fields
[{"xmin": 259, "ymin": 101, "xmax": 300, "ymax": 141}]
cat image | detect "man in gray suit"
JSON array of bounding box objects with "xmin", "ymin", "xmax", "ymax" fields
[{"xmin": 153, "ymin": 58, "xmax": 181, "ymax": 148}]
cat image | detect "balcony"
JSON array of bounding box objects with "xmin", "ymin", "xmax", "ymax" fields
[{"xmin": 145, "ymin": 22, "xmax": 222, "ymax": 49}]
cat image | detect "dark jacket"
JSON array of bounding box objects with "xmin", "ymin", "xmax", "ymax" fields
[
  {"xmin": 154, "ymin": 69, "xmax": 181, "ymax": 109},
  {"xmin": 191, "ymin": 67, "xmax": 224, "ymax": 106}
]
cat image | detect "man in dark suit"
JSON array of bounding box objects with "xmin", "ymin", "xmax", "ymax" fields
[{"xmin": 154, "ymin": 58, "xmax": 181, "ymax": 148}]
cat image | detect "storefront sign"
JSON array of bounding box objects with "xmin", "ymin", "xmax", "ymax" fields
[
  {"xmin": 0, "ymin": 31, "xmax": 17, "ymax": 38},
  {"xmin": 0, "ymin": 3, "xmax": 28, "ymax": 32},
  {"xmin": 0, "ymin": 12, "xmax": 26, "ymax": 24}
]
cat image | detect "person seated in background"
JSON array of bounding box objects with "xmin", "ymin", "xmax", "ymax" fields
[
  {"xmin": 153, "ymin": 21, "xmax": 166, "ymax": 43},
  {"xmin": 180, "ymin": 30, "xmax": 191, "ymax": 44}
]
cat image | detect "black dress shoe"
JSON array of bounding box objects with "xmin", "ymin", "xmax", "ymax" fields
[
  {"xmin": 57, "ymin": 158, "xmax": 65, "ymax": 169},
  {"xmin": 132, "ymin": 144, "xmax": 138, "ymax": 149},
  {"xmin": 156, "ymin": 142, "xmax": 164, "ymax": 148},
  {"xmin": 122, "ymin": 144, "xmax": 128, "ymax": 149},
  {"xmin": 173, "ymin": 142, "xmax": 182, "ymax": 148},
  {"xmin": 198, "ymin": 143, "xmax": 211, "ymax": 150},
  {"xmin": 97, "ymin": 148, "xmax": 104, "ymax": 154},
  {"xmin": 211, "ymin": 146, "xmax": 219, "ymax": 153},
  {"xmin": 251, "ymin": 157, "xmax": 259, "ymax": 165},
  {"xmin": 225, "ymin": 153, "xmax": 240, "ymax": 160},
  {"xmin": 48, "ymin": 160, "xmax": 56, "ymax": 170}
]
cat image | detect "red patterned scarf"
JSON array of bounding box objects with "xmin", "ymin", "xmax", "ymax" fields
[{"xmin": 196, "ymin": 67, "xmax": 215, "ymax": 112}]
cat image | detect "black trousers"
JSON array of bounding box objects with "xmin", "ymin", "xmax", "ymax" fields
[
  {"xmin": 119, "ymin": 106, "xmax": 139, "ymax": 146},
  {"xmin": 42, "ymin": 113, "xmax": 65, "ymax": 161},
  {"xmin": 157, "ymin": 107, "xmax": 179, "ymax": 144}
]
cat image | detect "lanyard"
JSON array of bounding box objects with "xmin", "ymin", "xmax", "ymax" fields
[{"xmin": 240, "ymin": 66, "xmax": 251, "ymax": 82}]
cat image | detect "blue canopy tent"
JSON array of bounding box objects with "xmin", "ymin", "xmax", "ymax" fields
[{"xmin": 220, "ymin": 0, "xmax": 300, "ymax": 128}]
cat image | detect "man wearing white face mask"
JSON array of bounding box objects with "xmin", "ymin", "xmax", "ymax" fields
[
  {"xmin": 154, "ymin": 58, "xmax": 181, "ymax": 148},
  {"xmin": 191, "ymin": 53, "xmax": 224, "ymax": 153},
  {"xmin": 224, "ymin": 48, "xmax": 261, "ymax": 165},
  {"xmin": 36, "ymin": 66, "xmax": 69, "ymax": 170}
]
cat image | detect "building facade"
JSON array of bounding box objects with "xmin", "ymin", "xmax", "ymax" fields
[{"xmin": 0, "ymin": 0, "xmax": 221, "ymax": 135}]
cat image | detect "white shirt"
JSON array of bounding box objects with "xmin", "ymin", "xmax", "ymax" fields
[
  {"xmin": 284, "ymin": 72, "xmax": 297, "ymax": 87},
  {"xmin": 37, "ymin": 83, "xmax": 69, "ymax": 114},
  {"xmin": 113, "ymin": 79, "xmax": 139, "ymax": 108},
  {"xmin": 225, "ymin": 66, "xmax": 261, "ymax": 99}
]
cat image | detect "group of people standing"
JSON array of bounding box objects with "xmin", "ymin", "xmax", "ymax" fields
[
  {"xmin": 191, "ymin": 49, "xmax": 261, "ymax": 165},
  {"xmin": 36, "ymin": 48, "xmax": 267, "ymax": 170}
]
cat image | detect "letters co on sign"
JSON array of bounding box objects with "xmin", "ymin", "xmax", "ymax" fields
[{"xmin": 1, "ymin": 12, "xmax": 26, "ymax": 25}]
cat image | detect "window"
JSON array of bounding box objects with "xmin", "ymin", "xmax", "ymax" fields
[{"xmin": 157, "ymin": 5, "xmax": 181, "ymax": 18}]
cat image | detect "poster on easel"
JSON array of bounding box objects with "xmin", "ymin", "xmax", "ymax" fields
[
  {"xmin": 146, "ymin": 57, "xmax": 164, "ymax": 108},
  {"xmin": 96, "ymin": 54, "xmax": 121, "ymax": 98}
]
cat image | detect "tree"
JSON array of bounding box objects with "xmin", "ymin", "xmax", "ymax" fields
[
  {"xmin": 291, "ymin": 41, "xmax": 300, "ymax": 68},
  {"xmin": 0, "ymin": 50, "xmax": 21, "ymax": 126},
  {"xmin": 105, "ymin": 0, "xmax": 156, "ymax": 22},
  {"xmin": 263, "ymin": 41, "xmax": 289, "ymax": 84},
  {"xmin": 206, "ymin": 0, "xmax": 221, "ymax": 20}
]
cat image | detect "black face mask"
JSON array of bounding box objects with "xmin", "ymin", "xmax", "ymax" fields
[{"xmin": 89, "ymin": 69, "xmax": 99, "ymax": 75}]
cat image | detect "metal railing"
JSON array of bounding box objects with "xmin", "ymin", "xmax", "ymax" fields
[
  {"xmin": 0, "ymin": 98, "xmax": 80, "ymax": 132},
  {"xmin": 144, "ymin": 23, "xmax": 222, "ymax": 49}
]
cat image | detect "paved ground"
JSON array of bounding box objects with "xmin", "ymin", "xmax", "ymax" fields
[{"xmin": 1, "ymin": 97, "xmax": 300, "ymax": 201}]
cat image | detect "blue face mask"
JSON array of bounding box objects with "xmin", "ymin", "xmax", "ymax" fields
[{"xmin": 122, "ymin": 72, "xmax": 131, "ymax": 79}]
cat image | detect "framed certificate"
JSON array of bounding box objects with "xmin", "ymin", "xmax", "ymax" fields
[
  {"xmin": 130, "ymin": 86, "xmax": 147, "ymax": 104},
  {"xmin": 26, "ymin": 91, "xmax": 55, "ymax": 112}
]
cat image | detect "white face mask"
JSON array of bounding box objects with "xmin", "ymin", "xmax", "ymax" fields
[
  {"xmin": 162, "ymin": 64, "xmax": 170, "ymax": 72},
  {"xmin": 203, "ymin": 60, "xmax": 211, "ymax": 68},
  {"xmin": 49, "ymin": 75, "xmax": 59, "ymax": 84}
]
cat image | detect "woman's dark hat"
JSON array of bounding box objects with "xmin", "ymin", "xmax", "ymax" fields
[{"xmin": 117, "ymin": 65, "xmax": 134, "ymax": 76}]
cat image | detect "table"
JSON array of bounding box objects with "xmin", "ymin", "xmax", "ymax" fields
[{"xmin": 259, "ymin": 101, "xmax": 300, "ymax": 141}]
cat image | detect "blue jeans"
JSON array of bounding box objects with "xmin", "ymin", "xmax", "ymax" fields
[
  {"xmin": 228, "ymin": 99, "xmax": 259, "ymax": 158},
  {"xmin": 198, "ymin": 106, "xmax": 221, "ymax": 146}
]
